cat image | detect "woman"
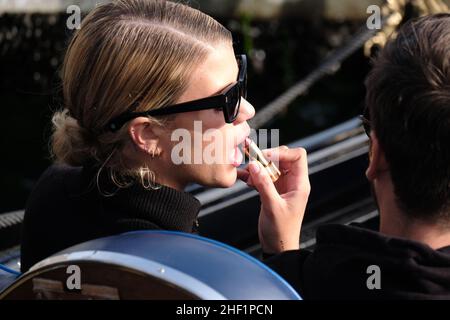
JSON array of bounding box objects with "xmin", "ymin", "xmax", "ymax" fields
[{"xmin": 20, "ymin": 0, "xmax": 310, "ymax": 273}]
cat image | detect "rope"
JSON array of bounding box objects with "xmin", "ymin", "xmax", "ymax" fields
[
  {"xmin": 0, "ymin": 211, "xmax": 24, "ymax": 230},
  {"xmin": 249, "ymin": 21, "xmax": 387, "ymax": 129},
  {"xmin": 249, "ymin": 0, "xmax": 449, "ymax": 129}
]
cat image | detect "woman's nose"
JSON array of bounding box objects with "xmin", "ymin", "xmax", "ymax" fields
[{"xmin": 235, "ymin": 98, "xmax": 255, "ymax": 123}]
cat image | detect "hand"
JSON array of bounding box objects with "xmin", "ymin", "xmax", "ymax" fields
[{"xmin": 237, "ymin": 146, "xmax": 310, "ymax": 254}]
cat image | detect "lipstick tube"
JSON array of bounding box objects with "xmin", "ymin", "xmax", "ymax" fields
[{"xmin": 244, "ymin": 138, "xmax": 281, "ymax": 182}]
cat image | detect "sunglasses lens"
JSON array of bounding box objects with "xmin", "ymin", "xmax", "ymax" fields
[
  {"xmin": 226, "ymin": 84, "xmax": 240, "ymax": 122},
  {"xmin": 241, "ymin": 78, "xmax": 247, "ymax": 99},
  {"xmin": 239, "ymin": 56, "xmax": 247, "ymax": 99},
  {"xmin": 359, "ymin": 115, "xmax": 371, "ymax": 137}
]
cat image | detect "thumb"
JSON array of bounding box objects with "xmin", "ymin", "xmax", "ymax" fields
[
  {"xmin": 248, "ymin": 161, "xmax": 282, "ymax": 212},
  {"xmin": 236, "ymin": 168, "xmax": 250, "ymax": 182}
]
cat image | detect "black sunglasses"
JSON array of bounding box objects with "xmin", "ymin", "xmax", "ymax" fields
[
  {"xmin": 107, "ymin": 54, "xmax": 247, "ymax": 132},
  {"xmin": 359, "ymin": 106, "xmax": 371, "ymax": 137}
]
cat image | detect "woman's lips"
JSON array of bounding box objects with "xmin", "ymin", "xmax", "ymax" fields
[
  {"xmin": 231, "ymin": 146, "xmax": 244, "ymax": 167},
  {"xmin": 229, "ymin": 132, "xmax": 250, "ymax": 167},
  {"xmin": 229, "ymin": 138, "xmax": 246, "ymax": 167}
]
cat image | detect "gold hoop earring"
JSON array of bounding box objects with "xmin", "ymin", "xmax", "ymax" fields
[
  {"xmin": 96, "ymin": 148, "xmax": 120, "ymax": 197},
  {"xmin": 140, "ymin": 166, "xmax": 160, "ymax": 190}
]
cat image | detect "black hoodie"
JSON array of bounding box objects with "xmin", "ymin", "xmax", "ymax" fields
[{"xmin": 264, "ymin": 224, "xmax": 450, "ymax": 300}]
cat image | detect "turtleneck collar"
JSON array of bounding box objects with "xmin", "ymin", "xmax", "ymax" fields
[
  {"xmin": 83, "ymin": 165, "xmax": 201, "ymax": 234},
  {"xmin": 105, "ymin": 183, "xmax": 201, "ymax": 233}
]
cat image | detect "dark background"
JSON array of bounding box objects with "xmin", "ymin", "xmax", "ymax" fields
[{"xmin": 0, "ymin": 10, "xmax": 370, "ymax": 213}]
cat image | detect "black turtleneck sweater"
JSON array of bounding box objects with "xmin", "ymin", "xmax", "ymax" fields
[{"xmin": 20, "ymin": 164, "xmax": 201, "ymax": 272}]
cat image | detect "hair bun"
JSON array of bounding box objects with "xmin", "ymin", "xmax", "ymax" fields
[{"xmin": 51, "ymin": 109, "xmax": 98, "ymax": 166}]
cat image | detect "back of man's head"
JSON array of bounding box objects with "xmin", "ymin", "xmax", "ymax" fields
[{"xmin": 365, "ymin": 14, "xmax": 450, "ymax": 224}]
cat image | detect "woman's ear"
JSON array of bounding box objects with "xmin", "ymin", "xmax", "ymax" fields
[
  {"xmin": 366, "ymin": 132, "xmax": 389, "ymax": 181},
  {"xmin": 128, "ymin": 117, "xmax": 161, "ymax": 154}
]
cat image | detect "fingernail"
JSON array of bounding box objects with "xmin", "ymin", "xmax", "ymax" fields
[{"xmin": 249, "ymin": 161, "xmax": 260, "ymax": 174}]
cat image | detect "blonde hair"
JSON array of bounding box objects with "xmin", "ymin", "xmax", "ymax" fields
[{"xmin": 51, "ymin": 0, "xmax": 232, "ymax": 187}]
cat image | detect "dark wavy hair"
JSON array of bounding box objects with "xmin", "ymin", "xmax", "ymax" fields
[{"xmin": 365, "ymin": 13, "xmax": 450, "ymax": 224}]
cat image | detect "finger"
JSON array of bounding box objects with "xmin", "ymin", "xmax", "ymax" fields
[
  {"xmin": 248, "ymin": 161, "xmax": 282, "ymax": 211},
  {"xmin": 262, "ymin": 146, "xmax": 299, "ymax": 170},
  {"xmin": 261, "ymin": 145, "xmax": 289, "ymax": 155},
  {"xmin": 263, "ymin": 147, "xmax": 299, "ymax": 163},
  {"xmin": 237, "ymin": 168, "xmax": 250, "ymax": 182},
  {"xmin": 247, "ymin": 176, "xmax": 254, "ymax": 187},
  {"xmin": 267, "ymin": 148, "xmax": 308, "ymax": 173},
  {"xmin": 286, "ymin": 148, "xmax": 309, "ymax": 181},
  {"xmin": 265, "ymin": 147, "xmax": 310, "ymax": 194},
  {"xmin": 260, "ymin": 146, "xmax": 287, "ymax": 162}
]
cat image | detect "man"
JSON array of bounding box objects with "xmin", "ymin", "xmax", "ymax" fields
[{"xmin": 242, "ymin": 13, "xmax": 450, "ymax": 299}]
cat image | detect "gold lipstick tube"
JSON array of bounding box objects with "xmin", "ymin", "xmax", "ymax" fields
[{"xmin": 244, "ymin": 138, "xmax": 281, "ymax": 182}]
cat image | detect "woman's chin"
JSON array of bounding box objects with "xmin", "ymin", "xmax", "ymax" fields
[
  {"xmin": 206, "ymin": 168, "xmax": 237, "ymax": 188},
  {"xmin": 218, "ymin": 178, "xmax": 237, "ymax": 188}
]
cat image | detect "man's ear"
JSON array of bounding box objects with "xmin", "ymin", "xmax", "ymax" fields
[
  {"xmin": 366, "ymin": 132, "xmax": 389, "ymax": 181},
  {"xmin": 128, "ymin": 117, "xmax": 161, "ymax": 154}
]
